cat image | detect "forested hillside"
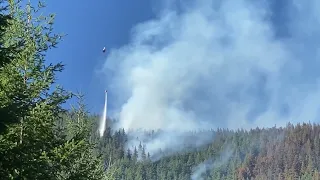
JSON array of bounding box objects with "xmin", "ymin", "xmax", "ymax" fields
[
  {"xmin": 1, "ymin": 1, "xmax": 320, "ymax": 180},
  {"xmin": 92, "ymin": 119, "xmax": 320, "ymax": 180}
]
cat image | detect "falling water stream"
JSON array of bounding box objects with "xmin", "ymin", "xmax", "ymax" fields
[{"xmin": 99, "ymin": 91, "xmax": 107, "ymax": 137}]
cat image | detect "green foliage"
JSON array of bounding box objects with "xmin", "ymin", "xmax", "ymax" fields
[
  {"xmin": 94, "ymin": 119, "xmax": 320, "ymax": 180},
  {"xmin": 0, "ymin": 0, "xmax": 107, "ymax": 179},
  {"xmin": 51, "ymin": 93, "xmax": 105, "ymax": 180},
  {"xmin": 1, "ymin": 1, "xmax": 318, "ymax": 180}
]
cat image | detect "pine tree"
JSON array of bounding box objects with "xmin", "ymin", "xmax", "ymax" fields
[
  {"xmin": 0, "ymin": 1, "xmax": 108, "ymax": 179},
  {"xmin": 0, "ymin": 0, "xmax": 69, "ymax": 178},
  {"xmin": 50, "ymin": 93, "xmax": 105, "ymax": 179}
]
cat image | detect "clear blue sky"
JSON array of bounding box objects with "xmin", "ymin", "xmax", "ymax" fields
[
  {"xmin": 44, "ymin": 0, "xmax": 156, "ymax": 113},
  {"xmin": 41, "ymin": 0, "xmax": 320, "ymax": 130}
]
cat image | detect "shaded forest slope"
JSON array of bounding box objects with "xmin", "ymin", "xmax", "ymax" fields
[{"xmin": 93, "ymin": 119, "xmax": 320, "ymax": 180}]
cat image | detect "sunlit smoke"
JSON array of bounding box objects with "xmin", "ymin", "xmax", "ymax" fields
[
  {"xmin": 102, "ymin": 0, "xmax": 320, "ymax": 158},
  {"xmin": 99, "ymin": 91, "xmax": 108, "ymax": 137}
]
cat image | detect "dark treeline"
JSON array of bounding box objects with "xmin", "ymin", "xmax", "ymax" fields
[
  {"xmin": 1, "ymin": 0, "xmax": 320, "ymax": 180},
  {"xmin": 92, "ymin": 120, "xmax": 320, "ymax": 180}
]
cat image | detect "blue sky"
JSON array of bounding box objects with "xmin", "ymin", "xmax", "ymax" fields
[
  {"xmin": 44, "ymin": 0, "xmax": 156, "ymax": 113},
  {"xmin": 41, "ymin": 0, "xmax": 320, "ymax": 134},
  {"xmin": 37, "ymin": 0, "xmax": 320, "ymax": 160}
]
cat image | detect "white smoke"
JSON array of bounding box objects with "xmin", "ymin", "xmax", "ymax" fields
[
  {"xmin": 102, "ymin": 0, "xmax": 320, "ymax": 157},
  {"xmin": 191, "ymin": 145, "xmax": 233, "ymax": 180}
]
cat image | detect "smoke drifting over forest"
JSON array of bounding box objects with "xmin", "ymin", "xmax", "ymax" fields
[
  {"xmin": 191, "ymin": 145, "xmax": 233, "ymax": 180},
  {"xmin": 102, "ymin": 0, "xmax": 320, "ymax": 158}
]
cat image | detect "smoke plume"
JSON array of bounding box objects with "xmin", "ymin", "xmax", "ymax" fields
[
  {"xmin": 191, "ymin": 145, "xmax": 233, "ymax": 180},
  {"xmin": 102, "ymin": 0, "xmax": 320, "ymax": 157}
]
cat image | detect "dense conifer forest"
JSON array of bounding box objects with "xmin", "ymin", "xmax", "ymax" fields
[
  {"xmin": 92, "ymin": 118, "xmax": 320, "ymax": 180},
  {"xmin": 1, "ymin": 0, "xmax": 320, "ymax": 179}
]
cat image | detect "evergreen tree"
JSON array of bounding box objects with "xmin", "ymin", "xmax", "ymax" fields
[{"xmin": 0, "ymin": 1, "xmax": 109, "ymax": 179}]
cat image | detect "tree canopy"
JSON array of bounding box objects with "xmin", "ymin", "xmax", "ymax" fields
[
  {"xmin": 0, "ymin": 1, "xmax": 112, "ymax": 179},
  {"xmin": 0, "ymin": 1, "xmax": 318, "ymax": 180}
]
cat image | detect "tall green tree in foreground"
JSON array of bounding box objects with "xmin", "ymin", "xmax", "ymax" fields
[
  {"xmin": 0, "ymin": 0, "xmax": 109, "ymax": 179},
  {"xmin": 54, "ymin": 93, "xmax": 109, "ymax": 180}
]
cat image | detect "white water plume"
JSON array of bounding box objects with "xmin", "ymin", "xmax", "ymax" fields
[{"xmin": 99, "ymin": 91, "xmax": 108, "ymax": 137}]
